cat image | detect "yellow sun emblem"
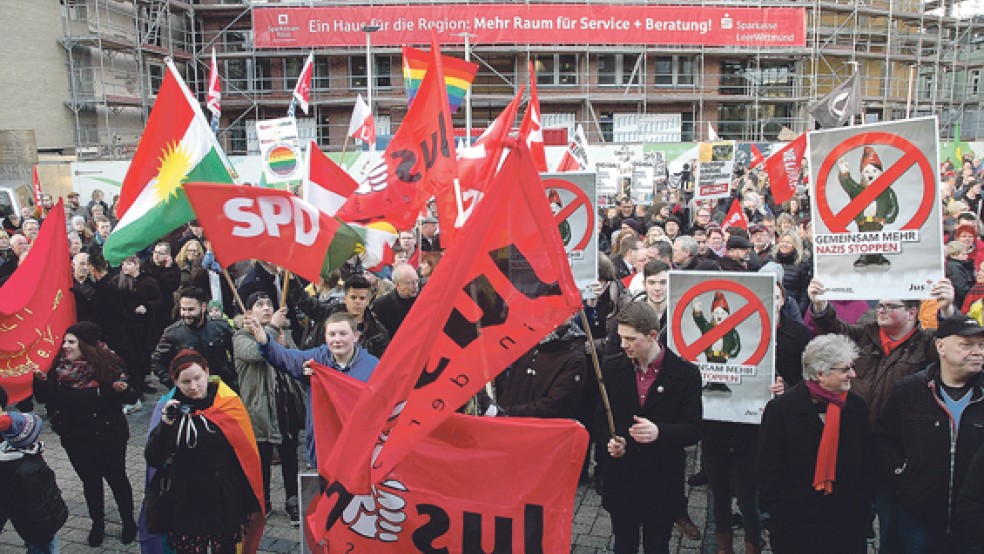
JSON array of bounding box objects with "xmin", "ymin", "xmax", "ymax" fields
[{"xmin": 153, "ymin": 142, "xmax": 194, "ymax": 203}]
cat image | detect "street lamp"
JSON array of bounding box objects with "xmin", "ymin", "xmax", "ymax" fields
[
  {"xmin": 362, "ymin": 24, "xmax": 380, "ymax": 151},
  {"xmin": 456, "ymin": 32, "xmax": 477, "ymax": 144}
]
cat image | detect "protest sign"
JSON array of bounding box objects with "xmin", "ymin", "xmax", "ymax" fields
[{"xmin": 695, "ymin": 140, "xmax": 736, "ymax": 200}]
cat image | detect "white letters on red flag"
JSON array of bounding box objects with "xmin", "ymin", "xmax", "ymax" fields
[
  {"xmin": 31, "ymin": 165, "xmax": 42, "ymax": 208},
  {"xmin": 292, "ymin": 51, "xmax": 314, "ymax": 115},
  {"xmin": 306, "ymin": 366, "xmax": 587, "ymax": 553},
  {"xmin": 722, "ymin": 198, "xmax": 748, "ymax": 231},
  {"xmin": 322, "ymin": 142, "xmax": 582, "ymax": 495},
  {"xmin": 182, "ymin": 182, "xmax": 342, "ymax": 284},
  {"xmin": 750, "ymin": 143, "xmax": 765, "ymax": 169},
  {"xmin": 347, "ymin": 93, "xmax": 375, "ymax": 145},
  {"xmin": 337, "ymin": 39, "xmax": 457, "ymax": 229},
  {"xmin": 519, "ymin": 61, "xmax": 548, "ymax": 172},
  {"xmin": 764, "ymin": 133, "xmax": 806, "ymax": 204}
]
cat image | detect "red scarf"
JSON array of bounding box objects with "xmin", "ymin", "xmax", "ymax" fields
[
  {"xmin": 805, "ymin": 380, "xmax": 848, "ymax": 495},
  {"xmin": 879, "ymin": 326, "xmax": 916, "ymax": 356}
]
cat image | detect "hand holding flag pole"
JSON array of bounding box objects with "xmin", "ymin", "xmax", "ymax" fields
[{"xmin": 222, "ymin": 269, "xmax": 247, "ymax": 315}]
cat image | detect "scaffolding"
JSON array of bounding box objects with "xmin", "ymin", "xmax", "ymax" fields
[{"xmin": 60, "ymin": 0, "xmax": 984, "ymax": 158}]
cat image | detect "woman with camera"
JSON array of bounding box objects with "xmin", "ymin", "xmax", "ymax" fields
[
  {"xmin": 33, "ymin": 321, "xmax": 139, "ymax": 547},
  {"xmin": 144, "ymin": 349, "xmax": 264, "ymax": 554}
]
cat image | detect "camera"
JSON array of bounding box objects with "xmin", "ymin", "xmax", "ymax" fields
[{"xmin": 163, "ymin": 403, "xmax": 191, "ymax": 419}]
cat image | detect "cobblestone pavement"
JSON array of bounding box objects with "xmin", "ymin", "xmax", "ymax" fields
[{"xmin": 2, "ymin": 392, "xmax": 795, "ymax": 553}]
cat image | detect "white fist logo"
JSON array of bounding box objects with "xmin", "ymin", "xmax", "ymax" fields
[{"xmin": 342, "ymin": 478, "xmax": 408, "ymax": 542}]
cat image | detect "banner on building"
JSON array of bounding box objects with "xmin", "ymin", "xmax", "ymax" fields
[
  {"xmin": 254, "ymin": 5, "xmax": 807, "ymax": 48},
  {"xmin": 807, "ymin": 117, "xmax": 944, "ymax": 300},
  {"xmin": 695, "ymin": 140, "xmax": 736, "ymax": 200},
  {"xmin": 666, "ymin": 271, "xmax": 776, "ymax": 424}
]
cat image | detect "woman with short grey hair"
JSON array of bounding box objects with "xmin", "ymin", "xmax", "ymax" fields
[{"xmin": 758, "ymin": 333, "xmax": 873, "ymax": 553}]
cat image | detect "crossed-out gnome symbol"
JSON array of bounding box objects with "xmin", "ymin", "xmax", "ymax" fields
[
  {"xmin": 838, "ymin": 146, "xmax": 899, "ymax": 269},
  {"xmin": 548, "ymin": 189, "xmax": 572, "ymax": 246},
  {"xmin": 692, "ymin": 292, "xmax": 741, "ymax": 397}
]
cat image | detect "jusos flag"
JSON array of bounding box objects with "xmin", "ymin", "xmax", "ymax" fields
[
  {"xmin": 321, "ymin": 142, "xmax": 583, "ymax": 498},
  {"xmin": 305, "ymin": 365, "xmax": 588, "ymax": 553},
  {"xmin": 0, "ymin": 203, "xmax": 76, "ymax": 403},
  {"xmin": 337, "ymin": 38, "xmax": 457, "ymax": 229},
  {"xmin": 182, "ymin": 183, "xmax": 347, "ymax": 283}
]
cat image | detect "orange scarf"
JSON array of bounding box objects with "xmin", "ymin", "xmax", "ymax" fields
[{"xmin": 806, "ymin": 380, "xmax": 848, "ymax": 495}]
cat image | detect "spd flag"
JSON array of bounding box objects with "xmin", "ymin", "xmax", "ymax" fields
[
  {"xmin": 722, "ymin": 198, "xmax": 749, "ymax": 231},
  {"xmin": 518, "ymin": 61, "xmax": 548, "ymax": 172},
  {"xmin": 337, "ymin": 39, "xmax": 457, "ymax": 229},
  {"xmin": 322, "ymin": 141, "xmax": 582, "ymax": 494},
  {"xmin": 305, "ymin": 365, "xmax": 587, "ymax": 553},
  {"xmin": 0, "ymin": 203, "xmax": 76, "ymax": 402},
  {"xmin": 182, "ymin": 183, "xmax": 347, "ymax": 284}
]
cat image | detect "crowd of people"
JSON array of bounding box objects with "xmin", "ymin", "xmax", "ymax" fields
[{"xmin": 1, "ymin": 151, "xmax": 984, "ymax": 554}]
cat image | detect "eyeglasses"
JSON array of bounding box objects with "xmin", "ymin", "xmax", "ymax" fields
[
  {"xmin": 876, "ymin": 303, "xmax": 906, "ymax": 311},
  {"xmin": 828, "ymin": 363, "xmax": 856, "ymax": 373}
]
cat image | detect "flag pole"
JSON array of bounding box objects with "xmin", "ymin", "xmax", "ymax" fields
[
  {"xmin": 222, "ymin": 268, "xmax": 247, "ymax": 315},
  {"xmin": 578, "ymin": 308, "xmax": 617, "ymax": 437},
  {"xmin": 281, "ymin": 270, "xmax": 291, "ymax": 309},
  {"xmin": 340, "ymin": 136, "xmax": 350, "ymax": 168}
]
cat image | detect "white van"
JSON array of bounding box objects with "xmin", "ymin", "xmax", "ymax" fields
[{"xmin": 0, "ymin": 181, "xmax": 35, "ymax": 220}]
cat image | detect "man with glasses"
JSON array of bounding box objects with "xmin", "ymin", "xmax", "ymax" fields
[
  {"xmin": 688, "ymin": 208, "xmax": 713, "ymax": 235},
  {"xmin": 807, "ymin": 277, "xmax": 956, "ymax": 552},
  {"xmin": 874, "ymin": 314, "xmax": 984, "ymax": 553}
]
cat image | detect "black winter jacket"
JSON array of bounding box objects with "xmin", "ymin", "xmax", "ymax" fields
[
  {"xmin": 496, "ymin": 335, "xmax": 587, "ymax": 418},
  {"xmin": 873, "ymin": 365, "xmax": 984, "ymax": 533},
  {"xmin": 150, "ymin": 318, "xmax": 236, "ymax": 388},
  {"xmin": 0, "ymin": 445, "xmax": 68, "ymax": 546}
]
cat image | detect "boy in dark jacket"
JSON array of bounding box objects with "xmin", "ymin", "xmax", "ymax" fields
[{"xmin": 0, "ymin": 387, "xmax": 69, "ymax": 553}]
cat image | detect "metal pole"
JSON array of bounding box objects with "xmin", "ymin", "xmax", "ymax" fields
[
  {"xmin": 362, "ymin": 25, "xmax": 380, "ymax": 151},
  {"xmin": 906, "ymin": 65, "xmax": 915, "ymax": 119},
  {"xmin": 457, "ymin": 32, "xmax": 477, "ymax": 144}
]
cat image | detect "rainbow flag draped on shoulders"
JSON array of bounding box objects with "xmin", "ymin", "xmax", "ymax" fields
[{"xmin": 401, "ymin": 45, "xmax": 477, "ymax": 114}]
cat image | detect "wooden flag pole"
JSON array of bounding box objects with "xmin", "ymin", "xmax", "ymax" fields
[
  {"xmin": 340, "ymin": 136, "xmax": 351, "ymax": 168},
  {"xmin": 280, "ymin": 270, "xmax": 291, "ymax": 309},
  {"xmin": 578, "ymin": 308, "xmax": 617, "ymax": 437},
  {"xmin": 222, "ymin": 268, "xmax": 247, "ymax": 315}
]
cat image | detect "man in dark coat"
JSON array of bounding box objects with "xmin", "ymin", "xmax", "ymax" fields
[
  {"xmin": 142, "ymin": 240, "xmax": 182, "ymax": 331},
  {"xmin": 370, "ymin": 263, "xmax": 419, "ymax": 336},
  {"xmin": 598, "ymin": 302, "xmax": 702, "ymax": 554},
  {"xmin": 874, "ymin": 314, "xmax": 984, "ymax": 552},
  {"xmin": 150, "ymin": 286, "xmax": 236, "ymax": 389},
  {"xmin": 758, "ymin": 334, "xmax": 873, "ymax": 554},
  {"xmin": 496, "ymin": 319, "xmax": 586, "ymax": 418}
]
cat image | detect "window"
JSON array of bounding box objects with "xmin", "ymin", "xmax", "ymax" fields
[
  {"xmin": 597, "ymin": 54, "xmax": 641, "ymax": 86},
  {"xmin": 284, "ymin": 57, "xmax": 304, "ymax": 91},
  {"xmin": 600, "ymin": 112, "xmax": 614, "ymax": 143},
  {"xmin": 350, "ymin": 56, "xmax": 393, "ymax": 89},
  {"xmin": 313, "ymin": 58, "xmax": 330, "ymax": 91},
  {"xmin": 225, "ymin": 59, "xmax": 247, "ymax": 92},
  {"xmin": 285, "ymin": 57, "xmax": 331, "ymax": 92},
  {"xmin": 534, "ymin": 54, "xmax": 578, "ymax": 86},
  {"xmin": 720, "ymin": 60, "xmax": 748, "ymax": 95},
  {"xmin": 745, "ymin": 61, "xmax": 795, "ymax": 98},
  {"xmin": 224, "ymin": 30, "xmax": 252, "ymax": 53},
  {"xmin": 970, "ymin": 69, "xmax": 981, "ymax": 96},
  {"xmin": 471, "ymin": 56, "xmax": 514, "ymax": 95},
  {"xmin": 254, "ymin": 58, "xmax": 272, "ymax": 93},
  {"xmin": 228, "ymin": 120, "xmax": 247, "ymax": 155},
  {"xmin": 148, "ymin": 64, "xmax": 164, "ymax": 96},
  {"xmin": 654, "ymin": 56, "xmax": 697, "ymax": 87}
]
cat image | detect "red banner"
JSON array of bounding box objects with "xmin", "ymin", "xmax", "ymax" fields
[
  {"xmin": 306, "ymin": 365, "xmax": 588, "ymax": 554},
  {"xmin": 182, "ymin": 183, "xmax": 341, "ymax": 284},
  {"xmin": 0, "ymin": 203, "xmax": 76, "ymax": 403},
  {"xmin": 255, "ymin": 5, "xmax": 806, "ymax": 48}
]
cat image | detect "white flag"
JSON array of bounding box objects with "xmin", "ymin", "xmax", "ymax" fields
[{"xmin": 347, "ymin": 93, "xmax": 376, "ymax": 145}]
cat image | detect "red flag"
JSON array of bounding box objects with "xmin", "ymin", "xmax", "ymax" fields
[
  {"xmin": 722, "ymin": 198, "xmax": 748, "ymax": 231},
  {"xmin": 764, "ymin": 133, "xmax": 807, "ymax": 204},
  {"xmin": 518, "ymin": 61, "xmax": 548, "ymax": 172},
  {"xmin": 293, "ymin": 51, "xmax": 314, "ymax": 115},
  {"xmin": 306, "ymin": 366, "xmax": 587, "ymax": 553},
  {"xmin": 182, "ymin": 183, "xmax": 345, "ymax": 284},
  {"xmin": 337, "ymin": 38, "xmax": 457, "ymax": 229},
  {"xmin": 31, "ymin": 165, "xmax": 42, "ymax": 209},
  {"xmin": 304, "ymin": 141, "xmax": 358, "ymax": 217},
  {"xmin": 322, "ymin": 142, "xmax": 581, "ymax": 496},
  {"xmin": 556, "ymin": 147, "xmax": 580, "ymax": 172},
  {"xmin": 206, "ymin": 49, "xmax": 221, "ymax": 120},
  {"xmin": 347, "ymin": 94, "xmax": 375, "ymax": 145},
  {"xmin": 0, "ymin": 202, "xmax": 76, "ymax": 402},
  {"xmin": 436, "ymin": 85, "xmax": 525, "ymax": 246},
  {"xmin": 750, "ymin": 143, "xmax": 765, "ymax": 169}
]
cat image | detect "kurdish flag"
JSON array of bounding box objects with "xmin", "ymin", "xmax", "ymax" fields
[
  {"xmin": 104, "ymin": 60, "xmax": 236, "ymax": 265},
  {"xmin": 402, "ymin": 45, "xmax": 477, "ymax": 114}
]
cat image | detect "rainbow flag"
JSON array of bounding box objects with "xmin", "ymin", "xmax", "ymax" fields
[{"xmin": 402, "ymin": 45, "xmax": 478, "ymax": 114}]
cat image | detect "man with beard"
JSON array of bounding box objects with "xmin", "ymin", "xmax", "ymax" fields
[{"xmin": 150, "ymin": 286, "xmax": 236, "ymax": 389}]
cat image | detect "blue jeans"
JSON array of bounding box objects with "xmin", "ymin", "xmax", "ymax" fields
[
  {"xmin": 25, "ymin": 535, "xmax": 59, "ymax": 554},
  {"xmin": 897, "ymin": 508, "xmax": 983, "ymax": 554},
  {"xmin": 875, "ymin": 475, "xmax": 902, "ymax": 553}
]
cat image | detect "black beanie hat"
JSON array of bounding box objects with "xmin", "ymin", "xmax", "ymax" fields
[{"xmin": 66, "ymin": 321, "xmax": 101, "ymax": 347}]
